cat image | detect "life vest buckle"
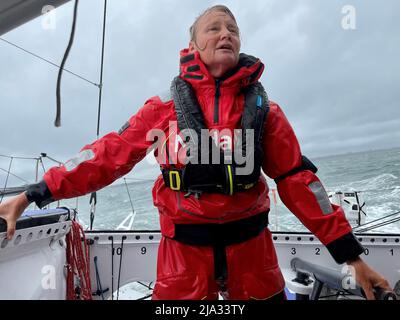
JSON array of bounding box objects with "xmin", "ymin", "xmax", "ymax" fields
[{"xmin": 168, "ymin": 170, "xmax": 181, "ymax": 191}]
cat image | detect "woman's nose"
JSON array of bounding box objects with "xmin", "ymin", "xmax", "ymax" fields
[{"xmin": 219, "ymin": 26, "xmax": 232, "ymax": 39}]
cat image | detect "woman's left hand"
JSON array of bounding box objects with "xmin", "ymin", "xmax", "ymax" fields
[{"xmin": 346, "ymin": 256, "xmax": 393, "ymax": 300}]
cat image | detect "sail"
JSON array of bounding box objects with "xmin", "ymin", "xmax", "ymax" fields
[{"xmin": 0, "ymin": 0, "xmax": 72, "ymax": 36}]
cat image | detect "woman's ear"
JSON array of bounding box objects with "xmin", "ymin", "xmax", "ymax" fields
[{"xmin": 188, "ymin": 41, "xmax": 196, "ymax": 52}]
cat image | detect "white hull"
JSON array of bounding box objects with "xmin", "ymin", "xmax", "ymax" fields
[
  {"xmin": 1, "ymin": 208, "xmax": 399, "ymax": 300},
  {"xmin": 0, "ymin": 214, "xmax": 70, "ymax": 299}
]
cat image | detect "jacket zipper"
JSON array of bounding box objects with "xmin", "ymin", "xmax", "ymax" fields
[{"xmin": 214, "ymin": 79, "xmax": 222, "ymax": 124}]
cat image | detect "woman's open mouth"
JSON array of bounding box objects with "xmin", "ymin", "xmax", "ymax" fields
[{"xmin": 216, "ymin": 43, "xmax": 234, "ymax": 52}]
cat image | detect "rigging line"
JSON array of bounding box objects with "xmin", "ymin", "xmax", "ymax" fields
[
  {"xmin": 353, "ymin": 210, "xmax": 400, "ymax": 230},
  {"xmin": 0, "ymin": 38, "xmax": 98, "ymax": 88},
  {"xmin": 355, "ymin": 220, "xmax": 400, "ymax": 234},
  {"xmin": 96, "ymin": 0, "xmax": 108, "ymax": 138},
  {"xmin": 35, "ymin": 158, "xmax": 39, "ymax": 183},
  {"xmin": 39, "ymin": 157, "xmax": 46, "ymax": 174},
  {"xmin": 353, "ymin": 215, "xmax": 400, "ymax": 232},
  {"xmin": 124, "ymin": 178, "xmax": 136, "ymax": 217},
  {"xmin": 0, "ymin": 157, "xmax": 13, "ymax": 204},
  {"xmin": 355, "ymin": 216, "xmax": 400, "ymax": 233},
  {"xmin": 137, "ymin": 281, "xmax": 154, "ymax": 291},
  {"xmin": 355, "ymin": 217, "xmax": 400, "ymax": 233},
  {"xmin": 40, "ymin": 153, "xmax": 64, "ymax": 165},
  {"xmin": 0, "ymin": 167, "xmax": 30, "ymax": 184},
  {"xmin": 0, "ymin": 154, "xmax": 38, "ymax": 160},
  {"xmin": 55, "ymin": 0, "xmax": 80, "ymax": 127},
  {"xmin": 353, "ymin": 218, "xmax": 400, "ymax": 233},
  {"xmin": 136, "ymin": 293, "xmax": 153, "ymax": 300}
]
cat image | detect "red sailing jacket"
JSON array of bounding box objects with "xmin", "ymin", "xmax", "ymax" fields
[{"xmin": 42, "ymin": 48, "xmax": 363, "ymax": 263}]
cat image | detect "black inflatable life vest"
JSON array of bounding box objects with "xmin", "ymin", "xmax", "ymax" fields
[{"xmin": 161, "ymin": 76, "xmax": 269, "ymax": 196}]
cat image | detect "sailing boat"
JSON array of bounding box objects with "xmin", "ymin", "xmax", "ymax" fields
[{"xmin": 1, "ymin": 0, "xmax": 399, "ymax": 300}]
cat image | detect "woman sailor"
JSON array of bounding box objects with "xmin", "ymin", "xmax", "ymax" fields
[{"xmin": 0, "ymin": 5, "xmax": 392, "ymax": 300}]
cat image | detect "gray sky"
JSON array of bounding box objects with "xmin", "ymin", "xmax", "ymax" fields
[{"xmin": 1, "ymin": 0, "xmax": 400, "ymax": 186}]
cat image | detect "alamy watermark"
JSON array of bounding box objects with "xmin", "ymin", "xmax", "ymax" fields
[
  {"xmin": 341, "ymin": 5, "xmax": 356, "ymax": 30},
  {"xmin": 41, "ymin": 5, "xmax": 57, "ymax": 30},
  {"xmin": 341, "ymin": 264, "xmax": 357, "ymax": 290},
  {"xmin": 145, "ymin": 122, "xmax": 256, "ymax": 175},
  {"xmin": 41, "ymin": 264, "xmax": 56, "ymax": 290}
]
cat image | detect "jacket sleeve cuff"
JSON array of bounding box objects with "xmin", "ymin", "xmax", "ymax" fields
[
  {"xmin": 326, "ymin": 232, "xmax": 365, "ymax": 264},
  {"xmin": 25, "ymin": 180, "xmax": 55, "ymax": 209}
]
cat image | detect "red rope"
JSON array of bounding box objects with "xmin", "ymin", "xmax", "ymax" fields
[{"xmin": 66, "ymin": 220, "xmax": 92, "ymax": 300}]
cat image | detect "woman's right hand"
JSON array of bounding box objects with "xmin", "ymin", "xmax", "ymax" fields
[{"xmin": 0, "ymin": 193, "xmax": 30, "ymax": 240}]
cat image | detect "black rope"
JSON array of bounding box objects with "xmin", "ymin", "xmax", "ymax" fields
[
  {"xmin": 134, "ymin": 280, "xmax": 154, "ymax": 300},
  {"xmin": 136, "ymin": 293, "xmax": 153, "ymax": 300},
  {"xmin": 0, "ymin": 157, "xmax": 13, "ymax": 204},
  {"xmin": 89, "ymin": 191, "xmax": 97, "ymax": 230},
  {"xmin": 0, "ymin": 38, "xmax": 98, "ymax": 87},
  {"xmin": 93, "ymin": 256, "xmax": 105, "ymax": 300},
  {"xmin": 96, "ymin": 0, "xmax": 108, "ymax": 138},
  {"xmin": 55, "ymin": 0, "xmax": 80, "ymax": 127},
  {"xmin": 137, "ymin": 281, "xmax": 154, "ymax": 291},
  {"xmin": 108, "ymin": 236, "xmax": 114, "ymax": 300},
  {"xmin": 117, "ymin": 235, "xmax": 126, "ymax": 300}
]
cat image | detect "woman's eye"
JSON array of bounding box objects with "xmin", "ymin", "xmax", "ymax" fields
[{"xmin": 228, "ymin": 27, "xmax": 239, "ymax": 34}]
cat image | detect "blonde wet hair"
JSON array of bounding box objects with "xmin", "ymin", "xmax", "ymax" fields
[{"xmin": 189, "ymin": 5, "xmax": 238, "ymax": 41}]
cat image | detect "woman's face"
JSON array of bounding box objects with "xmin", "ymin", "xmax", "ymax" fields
[{"xmin": 189, "ymin": 10, "xmax": 241, "ymax": 78}]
